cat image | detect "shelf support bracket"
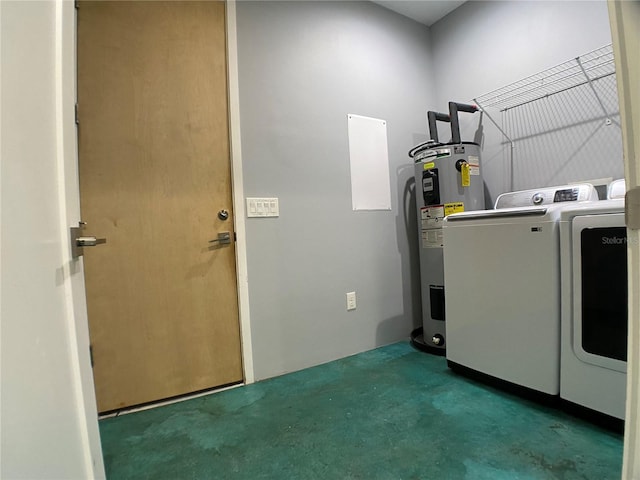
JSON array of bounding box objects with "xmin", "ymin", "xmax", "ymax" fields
[
  {"xmin": 474, "ymin": 99, "xmax": 516, "ymax": 192},
  {"xmin": 575, "ymin": 56, "xmax": 619, "ymax": 128}
]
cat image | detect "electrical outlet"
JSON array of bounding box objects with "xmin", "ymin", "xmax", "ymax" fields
[{"xmin": 346, "ymin": 291, "xmax": 356, "ymax": 311}]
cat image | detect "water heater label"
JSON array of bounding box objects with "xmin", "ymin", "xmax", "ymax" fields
[
  {"xmin": 422, "ymin": 205, "xmax": 444, "ymax": 219},
  {"xmin": 422, "ymin": 162, "xmax": 436, "ymax": 170},
  {"xmin": 422, "ymin": 228, "xmax": 444, "ymax": 248},
  {"xmin": 468, "ymin": 155, "xmax": 480, "ymax": 175},
  {"xmin": 423, "ymin": 218, "xmax": 443, "ymax": 228},
  {"xmin": 461, "ymin": 163, "xmax": 471, "ymax": 187},
  {"xmin": 444, "ymin": 202, "xmax": 465, "ymax": 216}
]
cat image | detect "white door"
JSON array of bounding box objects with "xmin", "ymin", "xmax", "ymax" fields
[{"xmin": 0, "ymin": 1, "xmax": 104, "ymax": 478}]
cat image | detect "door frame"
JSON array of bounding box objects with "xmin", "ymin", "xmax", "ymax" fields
[
  {"xmin": 226, "ymin": 0, "xmax": 255, "ymax": 385},
  {"xmin": 63, "ymin": 0, "xmax": 254, "ymax": 458},
  {"xmin": 609, "ymin": 0, "xmax": 640, "ymax": 476}
]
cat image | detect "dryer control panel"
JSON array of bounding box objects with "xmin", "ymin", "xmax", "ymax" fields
[{"xmin": 495, "ymin": 183, "xmax": 599, "ymax": 209}]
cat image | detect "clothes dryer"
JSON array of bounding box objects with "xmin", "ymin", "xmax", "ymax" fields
[
  {"xmin": 442, "ymin": 184, "xmax": 598, "ymax": 397},
  {"xmin": 559, "ymin": 198, "xmax": 627, "ymax": 419}
]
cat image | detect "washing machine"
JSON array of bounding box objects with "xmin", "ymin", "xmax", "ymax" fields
[
  {"xmin": 559, "ymin": 184, "xmax": 627, "ymax": 419},
  {"xmin": 442, "ymin": 183, "xmax": 599, "ymax": 397}
]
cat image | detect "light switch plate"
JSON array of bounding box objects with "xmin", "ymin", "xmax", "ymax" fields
[
  {"xmin": 346, "ymin": 291, "xmax": 356, "ymax": 311},
  {"xmin": 246, "ymin": 197, "xmax": 279, "ymax": 217}
]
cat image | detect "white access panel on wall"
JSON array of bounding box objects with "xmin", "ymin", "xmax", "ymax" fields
[{"xmin": 347, "ymin": 114, "xmax": 391, "ymax": 211}]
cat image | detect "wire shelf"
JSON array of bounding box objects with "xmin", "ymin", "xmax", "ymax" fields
[
  {"xmin": 474, "ymin": 44, "xmax": 615, "ymax": 112},
  {"xmin": 470, "ymin": 44, "xmax": 622, "ymax": 194}
]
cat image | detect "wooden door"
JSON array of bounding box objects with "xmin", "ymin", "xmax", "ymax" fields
[{"xmin": 77, "ymin": 0, "xmax": 243, "ymax": 413}]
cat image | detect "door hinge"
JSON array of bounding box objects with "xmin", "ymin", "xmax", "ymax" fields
[
  {"xmin": 75, "ymin": 103, "xmax": 79, "ymax": 125},
  {"xmin": 89, "ymin": 345, "xmax": 94, "ymax": 368},
  {"xmin": 75, "ymin": 0, "xmax": 79, "ymax": 9},
  {"xmin": 234, "ymin": 232, "xmax": 237, "ymax": 242},
  {"xmin": 626, "ymin": 187, "xmax": 640, "ymax": 230}
]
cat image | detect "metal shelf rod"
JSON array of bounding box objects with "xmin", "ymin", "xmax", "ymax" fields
[
  {"xmin": 481, "ymin": 63, "xmax": 614, "ymax": 109},
  {"xmin": 475, "ymin": 44, "xmax": 614, "ymax": 110},
  {"xmin": 500, "ymin": 71, "xmax": 616, "ymax": 112}
]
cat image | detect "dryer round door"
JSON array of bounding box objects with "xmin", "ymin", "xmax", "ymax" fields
[{"xmin": 572, "ymin": 213, "xmax": 627, "ymax": 373}]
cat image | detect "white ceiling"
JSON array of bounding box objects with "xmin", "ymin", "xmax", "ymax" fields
[{"xmin": 372, "ymin": 0, "xmax": 466, "ymax": 27}]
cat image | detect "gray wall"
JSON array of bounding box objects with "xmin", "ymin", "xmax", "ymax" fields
[
  {"xmin": 236, "ymin": 1, "xmax": 433, "ymax": 380},
  {"xmin": 429, "ymin": 1, "xmax": 617, "ymax": 203},
  {"xmin": 236, "ymin": 0, "xmax": 618, "ymax": 381}
]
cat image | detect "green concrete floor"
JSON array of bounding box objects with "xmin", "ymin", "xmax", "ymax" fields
[{"xmin": 100, "ymin": 341, "xmax": 623, "ymax": 479}]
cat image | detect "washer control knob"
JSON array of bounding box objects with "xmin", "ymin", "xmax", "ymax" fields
[
  {"xmin": 432, "ymin": 334, "xmax": 445, "ymax": 346},
  {"xmin": 532, "ymin": 193, "xmax": 544, "ymax": 205}
]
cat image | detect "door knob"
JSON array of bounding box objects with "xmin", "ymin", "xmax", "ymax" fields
[
  {"xmin": 70, "ymin": 222, "xmax": 107, "ymax": 258},
  {"xmin": 209, "ymin": 232, "xmax": 231, "ymax": 246},
  {"xmin": 77, "ymin": 236, "xmax": 107, "ymax": 247}
]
